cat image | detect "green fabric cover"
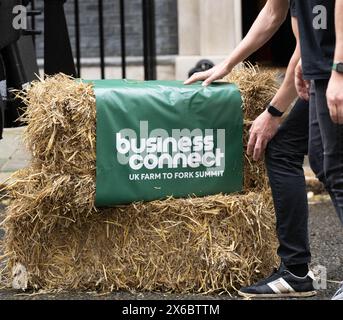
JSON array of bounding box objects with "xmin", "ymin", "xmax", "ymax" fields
[{"xmin": 91, "ymin": 79, "xmax": 243, "ymax": 206}]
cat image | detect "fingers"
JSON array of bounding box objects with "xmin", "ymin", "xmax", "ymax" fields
[
  {"xmin": 295, "ymin": 62, "xmax": 310, "ymax": 101},
  {"xmin": 295, "ymin": 75, "xmax": 309, "ymax": 101},
  {"xmin": 326, "ymin": 73, "xmax": 343, "ymax": 124},
  {"xmin": 202, "ymin": 74, "xmax": 218, "ymax": 87},
  {"xmin": 203, "ymin": 68, "xmax": 228, "ymax": 86},
  {"xmin": 247, "ymin": 131, "xmax": 257, "ymax": 157},
  {"xmin": 184, "ymin": 70, "xmax": 210, "ymax": 85},
  {"xmin": 253, "ymin": 138, "xmax": 262, "ymax": 162},
  {"xmin": 301, "ymin": 87, "xmax": 310, "ymax": 101},
  {"xmin": 248, "ymin": 129, "xmax": 270, "ymax": 161},
  {"xmin": 295, "ymin": 74, "xmax": 303, "ymax": 98},
  {"xmin": 295, "ymin": 65, "xmax": 302, "ymax": 96},
  {"xmin": 338, "ymin": 105, "xmax": 343, "ymax": 124},
  {"xmin": 253, "ymin": 137, "xmax": 268, "ymax": 162},
  {"xmin": 184, "ymin": 62, "xmax": 231, "ymax": 86},
  {"xmin": 327, "ymin": 90, "xmax": 343, "ymax": 124},
  {"xmin": 328, "ymin": 102, "xmax": 339, "ymax": 124},
  {"xmin": 327, "ymin": 99, "xmax": 343, "ymax": 124},
  {"xmin": 296, "ymin": 81, "xmax": 309, "ymax": 100}
]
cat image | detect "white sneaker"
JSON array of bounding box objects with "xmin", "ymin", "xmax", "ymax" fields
[{"xmin": 332, "ymin": 282, "xmax": 343, "ymax": 300}]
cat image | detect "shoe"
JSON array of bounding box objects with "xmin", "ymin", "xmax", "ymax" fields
[
  {"xmin": 332, "ymin": 282, "xmax": 343, "ymax": 300},
  {"xmin": 238, "ymin": 263, "xmax": 317, "ymax": 298}
]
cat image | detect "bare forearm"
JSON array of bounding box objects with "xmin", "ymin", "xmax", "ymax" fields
[
  {"xmin": 225, "ymin": 0, "xmax": 289, "ymax": 69},
  {"xmin": 270, "ymin": 46, "xmax": 301, "ymax": 112},
  {"xmin": 334, "ymin": 0, "xmax": 343, "ymax": 61},
  {"xmin": 271, "ymin": 16, "xmax": 301, "ymax": 112},
  {"xmin": 184, "ymin": 0, "xmax": 289, "ymax": 86}
]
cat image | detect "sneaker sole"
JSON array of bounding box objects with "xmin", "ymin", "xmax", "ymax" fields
[{"xmin": 238, "ymin": 290, "xmax": 317, "ymax": 299}]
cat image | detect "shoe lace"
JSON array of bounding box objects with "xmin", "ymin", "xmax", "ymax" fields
[{"xmin": 265, "ymin": 267, "xmax": 283, "ymax": 281}]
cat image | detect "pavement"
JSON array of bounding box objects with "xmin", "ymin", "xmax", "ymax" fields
[
  {"xmin": 0, "ymin": 127, "xmax": 30, "ymax": 187},
  {"xmin": 0, "ymin": 127, "xmax": 342, "ymax": 300}
]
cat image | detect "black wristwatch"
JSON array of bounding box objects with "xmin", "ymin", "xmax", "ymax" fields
[
  {"xmin": 267, "ymin": 104, "xmax": 284, "ymax": 117},
  {"xmin": 332, "ymin": 62, "xmax": 343, "ymax": 74}
]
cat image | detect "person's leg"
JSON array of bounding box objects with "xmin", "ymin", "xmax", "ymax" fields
[
  {"xmin": 265, "ymin": 98, "xmax": 311, "ymax": 268},
  {"xmin": 238, "ymin": 102, "xmax": 317, "ymax": 298},
  {"xmin": 313, "ymin": 80, "xmax": 343, "ymax": 224},
  {"xmin": 307, "ymin": 81, "xmax": 340, "ymax": 213},
  {"xmin": 309, "ymin": 80, "xmax": 343, "ymax": 301}
]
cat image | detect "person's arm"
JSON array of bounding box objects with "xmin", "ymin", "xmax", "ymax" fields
[
  {"xmin": 326, "ymin": 0, "xmax": 343, "ymax": 124},
  {"xmin": 184, "ymin": 0, "xmax": 289, "ymax": 86},
  {"xmin": 247, "ymin": 16, "xmax": 301, "ymax": 161},
  {"xmin": 269, "ymin": 18, "xmax": 301, "ymax": 112}
]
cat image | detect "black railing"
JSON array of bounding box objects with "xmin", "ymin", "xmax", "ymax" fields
[
  {"xmin": 142, "ymin": 0, "xmax": 157, "ymax": 80},
  {"xmin": 30, "ymin": 0, "xmax": 36, "ymax": 46},
  {"xmin": 25, "ymin": 0, "xmax": 41, "ymax": 39},
  {"xmin": 30, "ymin": 0, "xmax": 158, "ymax": 80},
  {"xmin": 73, "ymin": 0, "xmax": 81, "ymax": 78},
  {"xmin": 97, "ymin": 0, "xmax": 105, "ymax": 79},
  {"xmin": 119, "ymin": 0, "xmax": 126, "ymax": 79}
]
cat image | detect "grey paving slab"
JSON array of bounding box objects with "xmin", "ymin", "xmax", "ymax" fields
[
  {"xmin": 1, "ymin": 159, "xmax": 30, "ymax": 172},
  {"xmin": 0, "ymin": 172, "xmax": 12, "ymax": 185},
  {"xmin": 0, "ymin": 158, "xmax": 7, "ymax": 169},
  {"xmin": 11, "ymin": 147, "xmax": 30, "ymax": 161},
  {"xmin": 0, "ymin": 128, "xmax": 30, "ymax": 177},
  {"xmin": 0, "ymin": 141, "xmax": 17, "ymax": 159},
  {"xmin": 0, "ymin": 128, "xmax": 26, "ymax": 159}
]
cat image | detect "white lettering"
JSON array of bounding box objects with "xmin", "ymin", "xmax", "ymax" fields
[
  {"xmin": 115, "ymin": 121, "xmax": 226, "ymax": 170},
  {"xmin": 12, "ymin": 5, "xmax": 27, "ymax": 30},
  {"xmin": 122, "ymin": 304, "xmax": 156, "ymax": 318},
  {"xmin": 313, "ymin": 5, "xmax": 327, "ymax": 30},
  {"xmin": 129, "ymin": 154, "xmax": 143, "ymax": 170}
]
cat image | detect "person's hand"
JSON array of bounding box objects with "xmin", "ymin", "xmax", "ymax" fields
[
  {"xmin": 295, "ymin": 60, "xmax": 310, "ymax": 101},
  {"xmin": 247, "ymin": 110, "xmax": 282, "ymax": 161},
  {"xmin": 184, "ymin": 60, "xmax": 232, "ymax": 86},
  {"xmin": 326, "ymin": 71, "xmax": 343, "ymax": 124}
]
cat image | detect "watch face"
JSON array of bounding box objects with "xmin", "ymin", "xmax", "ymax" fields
[{"xmin": 337, "ymin": 63, "xmax": 343, "ymax": 73}]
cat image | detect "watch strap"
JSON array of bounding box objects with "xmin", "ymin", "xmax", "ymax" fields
[
  {"xmin": 267, "ymin": 105, "xmax": 284, "ymax": 117},
  {"xmin": 332, "ymin": 62, "xmax": 343, "ymax": 73}
]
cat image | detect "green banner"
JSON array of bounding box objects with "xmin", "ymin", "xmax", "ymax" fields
[{"xmin": 91, "ymin": 80, "xmax": 243, "ymax": 206}]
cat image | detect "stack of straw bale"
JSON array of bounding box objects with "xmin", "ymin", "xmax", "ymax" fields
[{"xmin": 0, "ymin": 64, "xmax": 280, "ymax": 293}]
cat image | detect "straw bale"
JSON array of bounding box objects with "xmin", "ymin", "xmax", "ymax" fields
[
  {"xmin": 1, "ymin": 167, "xmax": 278, "ymax": 292},
  {"xmin": 18, "ymin": 75, "xmax": 96, "ymax": 175},
  {"xmin": 0, "ymin": 65, "xmax": 280, "ymax": 293},
  {"xmin": 226, "ymin": 63, "xmax": 279, "ymax": 122}
]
